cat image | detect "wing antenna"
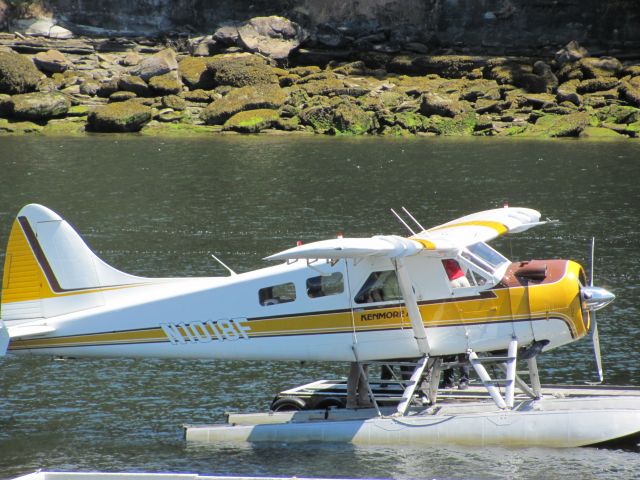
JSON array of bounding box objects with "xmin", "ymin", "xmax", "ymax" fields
[
  {"xmin": 390, "ymin": 208, "xmax": 416, "ymax": 235},
  {"xmin": 210, "ymin": 253, "xmax": 237, "ymax": 276},
  {"xmin": 401, "ymin": 206, "xmax": 426, "ymax": 232}
]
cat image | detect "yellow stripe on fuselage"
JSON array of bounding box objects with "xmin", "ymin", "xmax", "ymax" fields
[
  {"xmin": 9, "ymin": 262, "xmax": 586, "ymax": 351},
  {"xmin": 429, "ymin": 220, "xmax": 509, "ymax": 235}
]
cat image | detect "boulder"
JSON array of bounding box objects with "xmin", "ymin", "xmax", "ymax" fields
[
  {"xmin": 149, "ymin": 72, "xmax": 182, "ymax": 95},
  {"xmin": 10, "ymin": 92, "xmax": 70, "ymax": 120},
  {"xmin": 179, "ymin": 57, "xmax": 215, "ymax": 90},
  {"xmin": 620, "ymin": 81, "xmax": 640, "ymax": 107},
  {"xmin": 131, "ymin": 49, "xmax": 178, "ymax": 81},
  {"xmin": 22, "ymin": 19, "xmax": 73, "ymax": 39},
  {"xmin": 419, "ymin": 92, "xmax": 463, "ymax": 117},
  {"xmin": 188, "ymin": 36, "xmax": 217, "ymax": 56},
  {"xmin": 237, "ymin": 16, "xmax": 307, "ymax": 61},
  {"xmin": 223, "ymin": 108, "xmax": 280, "ymax": 133},
  {"xmin": 87, "ymin": 101, "xmax": 152, "ymax": 132},
  {"xmin": 118, "ymin": 75, "xmax": 150, "ymax": 97},
  {"xmin": 206, "ymin": 53, "xmax": 278, "ymax": 87},
  {"xmin": 201, "ymin": 84, "xmax": 287, "ymax": 124},
  {"xmin": 389, "ymin": 55, "xmax": 485, "ymax": 77},
  {"xmin": 532, "ymin": 112, "xmax": 589, "ymax": 137},
  {"xmin": 33, "ymin": 50, "xmax": 72, "ymax": 74},
  {"xmin": 213, "ymin": 25, "xmax": 240, "ymax": 47},
  {"xmin": 332, "ymin": 102, "xmax": 374, "ymax": 134},
  {"xmin": 0, "ymin": 50, "xmax": 44, "ymax": 94},
  {"xmin": 121, "ymin": 52, "xmax": 142, "ymax": 67},
  {"xmin": 579, "ymin": 57, "xmax": 622, "ymax": 79},
  {"xmin": 162, "ymin": 95, "xmax": 186, "ymax": 111},
  {"xmin": 555, "ymin": 41, "xmax": 588, "ymax": 67},
  {"xmin": 577, "ymin": 77, "xmax": 620, "ymax": 94},
  {"xmin": 109, "ymin": 91, "xmax": 137, "ymax": 102}
]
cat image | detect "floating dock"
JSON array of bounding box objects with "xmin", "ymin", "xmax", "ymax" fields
[{"xmin": 185, "ymin": 384, "xmax": 640, "ymax": 448}]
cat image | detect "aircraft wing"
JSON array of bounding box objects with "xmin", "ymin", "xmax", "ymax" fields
[
  {"xmin": 412, "ymin": 207, "xmax": 543, "ymax": 250},
  {"xmin": 266, "ymin": 208, "xmax": 544, "ymax": 261},
  {"xmin": 265, "ymin": 235, "xmax": 423, "ymax": 261}
]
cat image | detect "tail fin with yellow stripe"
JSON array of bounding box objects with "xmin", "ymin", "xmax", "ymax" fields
[{"xmin": 1, "ymin": 204, "xmax": 144, "ymax": 323}]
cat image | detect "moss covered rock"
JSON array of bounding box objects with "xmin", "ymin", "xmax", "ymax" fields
[
  {"xmin": 0, "ymin": 93, "xmax": 11, "ymax": 117},
  {"xmin": 87, "ymin": 101, "xmax": 152, "ymax": 132},
  {"xmin": 149, "ymin": 72, "xmax": 182, "ymax": 95},
  {"xmin": 532, "ymin": 112, "xmax": 589, "ymax": 137},
  {"xmin": 10, "ymin": 92, "xmax": 70, "ymax": 120},
  {"xmin": 0, "ymin": 118, "xmax": 43, "ymax": 134},
  {"xmin": 206, "ymin": 53, "xmax": 278, "ymax": 87},
  {"xmin": 581, "ymin": 126, "xmax": 624, "ymax": 138},
  {"xmin": 179, "ymin": 56, "xmax": 215, "ymax": 90},
  {"xmin": 420, "ymin": 92, "xmax": 463, "ymax": 118},
  {"xmin": 0, "ymin": 50, "xmax": 44, "ymax": 94},
  {"xmin": 223, "ymin": 108, "xmax": 279, "ymax": 133},
  {"xmin": 423, "ymin": 113, "xmax": 477, "ymax": 135},
  {"xmin": 109, "ymin": 91, "xmax": 137, "ymax": 102},
  {"xmin": 332, "ymin": 102, "xmax": 374, "ymax": 134},
  {"xmin": 118, "ymin": 75, "xmax": 150, "ymax": 97},
  {"xmin": 577, "ymin": 77, "xmax": 620, "ymax": 94},
  {"xmin": 162, "ymin": 95, "xmax": 186, "ymax": 111},
  {"xmin": 201, "ymin": 84, "xmax": 287, "ymax": 125}
]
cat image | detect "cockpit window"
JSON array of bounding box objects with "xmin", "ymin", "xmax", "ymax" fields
[
  {"xmin": 354, "ymin": 271, "xmax": 402, "ymax": 304},
  {"xmin": 307, "ymin": 272, "xmax": 344, "ymax": 298},
  {"xmin": 462, "ymin": 242, "xmax": 508, "ymax": 274},
  {"xmin": 259, "ymin": 282, "xmax": 296, "ymax": 306}
]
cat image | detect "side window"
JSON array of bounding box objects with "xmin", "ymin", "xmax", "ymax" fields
[
  {"xmin": 354, "ymin": 271, "xmax": 402, "ymax": 304},
  {"xmin": 307, "ymin": 272, "xmax": 344, "ymax": 298},
  {"xmin": 259, "ymin": 282, "xmax": 296, "ymax": 306}
]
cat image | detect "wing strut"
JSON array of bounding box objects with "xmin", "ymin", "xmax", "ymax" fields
[{"xmin": 393, "ymin": 258, "xmax": 430, "ymax": 355}]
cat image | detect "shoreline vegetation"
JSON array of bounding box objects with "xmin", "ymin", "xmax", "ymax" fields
[{"xmin": 1, "ymin": 17, "xmax": 640, "ymax": 138}]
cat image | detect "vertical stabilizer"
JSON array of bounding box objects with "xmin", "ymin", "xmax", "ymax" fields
[{"xmin": 1, "ymin": 204, "xmax": 145, "ymax": 321}]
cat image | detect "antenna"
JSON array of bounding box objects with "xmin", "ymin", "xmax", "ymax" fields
[
  {"xmin": 210, "ymin": 253, "xmax": 237, "ymax": 276},
  {"xmin": 390, "ymin": 208, "xmax": 416, "ymax": 235},
  {"xmin": 401, "ymin": 206, "xmax": 426, "ymax": 231}
]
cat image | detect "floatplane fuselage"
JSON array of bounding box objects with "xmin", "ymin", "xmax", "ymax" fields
[{"xmin": 0, "ymin": 204, "xmax": 613, "ymax": 368}]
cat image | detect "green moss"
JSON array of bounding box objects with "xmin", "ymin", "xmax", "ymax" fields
[
  {"xmin": 531, "ymin": 112, "xmax": 590, "ymax": 137},
  {"xmin": 11, "ymin": 92, "xmax": 70, "ymax": 120},
  {"xmin": 109, "ymin": 91, "xmax": 137, "ymax": 102},
  {"xmin": 332, "ymin": 102, "xmax": 374, "ymax": 135},
  {"xmin": 594, "ymin": 105, "xmax": 640, "ymax": 124},
  {"xmin": 223, "ymin": 109, "xmax": 279, "ymax": 133},
  {"xmin": 0, "ymin": 50, "xmax": 43, "ymax": 94},
  {"xmin": 149, "ymin": 73, "xmax": 182, "ymax": 95},
  {"xmin": 87, "ymin": 101, "xmax": 152, "ymax": 132},
  {"xmin": 41, "ymin": 118, "xmax": 86, "ymax": 136},
  {"xmin": 206, "ymin": 53, "xmax": 278, "ymax": 87},
  {"xmin": 0, "ymin": 117, "xmax": 43, "ymax": 134},
  {"xmin": 201, "ymin": 84, "xmax": 287, "ymax": 125},
  {"xmin": 140, "ymin": 121, "xmax": 222, "ymax": 136},
  {"xmin": 424, "ymin": 112, "xmax": 476, "ymax": 135},
  {"xmin": 580, "ymin": 126, "xmax": 624, "ymax": 138},
  {"xmin": 67, "ymin": 105, "xmax": 90, "ymax": 117},
  {"xmin": 178, "ymin": 57, "xmax": 215, "ymax": 90},
  {"xmin": 299, "ymin": 105, "xmax": 334, "ymax": 133}
]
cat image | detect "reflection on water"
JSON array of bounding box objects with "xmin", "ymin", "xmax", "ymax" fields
[{"xmin": 1, "ymin": 136, "xmax": 639, "ymax": 479}]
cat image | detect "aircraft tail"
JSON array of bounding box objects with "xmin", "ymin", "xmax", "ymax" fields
[{"xmin": 1, "ymin": 204, "xmax": 145, "ymax": 323}]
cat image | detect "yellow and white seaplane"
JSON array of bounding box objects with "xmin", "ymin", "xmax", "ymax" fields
[{"xmin": 2, "ymin": 203, "xmax": 636, "ymax": 448}]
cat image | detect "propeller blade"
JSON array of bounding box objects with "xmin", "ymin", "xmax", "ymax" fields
[
  {"xmin": 591, "ymin": 311, "xmax": 604, "ymax": 383},
  {"xmin": 589, "ymin": 237, "xmax": 595, "ymax": 287}
]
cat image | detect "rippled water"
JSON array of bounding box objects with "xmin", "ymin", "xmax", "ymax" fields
[{"xmin": 1, "ymin": 136, "xmax": 639, "ymax": 479}]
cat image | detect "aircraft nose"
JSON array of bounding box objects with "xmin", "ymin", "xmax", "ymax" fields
[{"xmin": 582, "ymin": 286, "xmax": 615, "ymax": 311}]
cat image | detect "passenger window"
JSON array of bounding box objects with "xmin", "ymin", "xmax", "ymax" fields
[
  {"xmin": 307, "ymin": 272, "xmax": 344, "ymax": 298},
  {"xmin": 354, "ymin": 271, "xmax": 402, "ymax": 304},
  {"xmin": 259, "ymin": 283, "xmax": 296, "ymax": 306}
]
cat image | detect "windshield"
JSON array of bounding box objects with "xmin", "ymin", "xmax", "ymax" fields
[{"xmin": 461, "ymin": 242, "xmax": 509, "ymax": 274}]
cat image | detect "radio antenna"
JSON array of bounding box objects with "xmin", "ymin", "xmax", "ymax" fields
[
  {"xmin": 210, "ymin": 253, "xmax": 237, "ymax": 276},
  {"xmin": 401, "ymin": 206, "xmax": 426, "ymax": 231},
  {"xmin": 390, "ymin": 208, "xmax": 416, "ymax": 235}
]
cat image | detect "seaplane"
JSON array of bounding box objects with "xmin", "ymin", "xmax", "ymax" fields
[{"xmin": 2, "ymin": 203, "xmax": 636, "ymax": 448}]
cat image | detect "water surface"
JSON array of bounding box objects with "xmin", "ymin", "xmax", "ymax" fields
[{"xmin": 1, "ymin": 136, "xmax": 639, "ymax": 479}]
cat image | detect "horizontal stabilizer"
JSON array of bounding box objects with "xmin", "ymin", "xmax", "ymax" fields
[
  {"xmin": 7, "ymin": 323, "xmax": 56, "ymax": 339},
  {"xmin": 266, "ymin": 235, "xmax": 423, "ymax": 261}
]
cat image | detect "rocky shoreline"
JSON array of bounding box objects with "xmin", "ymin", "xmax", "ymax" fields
[{"xmin": 1, "ymin": 20, "xmax": 640, "ymax": 138}]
